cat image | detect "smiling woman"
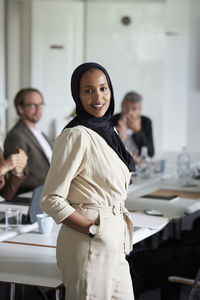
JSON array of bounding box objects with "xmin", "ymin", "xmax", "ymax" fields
[
  {"xmin": 79, "ymin": 68, "xmax": 111, "ymax": 118},
  {"xmin": 40, "ymin": 62, "xmax": 135, "ymax": 300}
]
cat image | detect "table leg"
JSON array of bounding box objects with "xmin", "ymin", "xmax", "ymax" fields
[
  {"xmin": 10, "ymin": 283, "xmax": 15, "ymax": 300},
  {"xmin": 55, "ymin": 286, "xmax": 62, "ymax": 300}
]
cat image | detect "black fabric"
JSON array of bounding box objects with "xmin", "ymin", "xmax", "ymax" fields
[
  {"xmin": 64, "ymin": 62, "xmax": 135, "ymax": 172},
  {"xmin": 127, "ymin": 216, "xmax": 200, "ymax": 299},
  {"xmin": 111, "ymin": 113, "xmax": 154, "ymax": 157}
]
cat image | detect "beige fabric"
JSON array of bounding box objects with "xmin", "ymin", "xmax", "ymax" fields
[
  {"xmin": 57, "ymin": 206, "xmax": 134, "ymax": 300},
  {"xmin": 40, "ymin": 126, "xmax": 134, "ymax": 300}
]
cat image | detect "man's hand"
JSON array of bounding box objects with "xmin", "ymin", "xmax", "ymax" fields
[
  {"xmin": 127, "ymin": 111, "xmax": 141, "ymax": 133},
  {"xmin": 116, "ymin": 115, "xmax": 128, "ymax": 141}
]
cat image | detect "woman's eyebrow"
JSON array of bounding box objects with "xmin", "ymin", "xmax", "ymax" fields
[{"xmin": 80, "ymin": 82, "xmax": 108, "ymax": 89}]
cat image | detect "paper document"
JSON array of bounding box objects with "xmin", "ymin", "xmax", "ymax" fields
[
  {"xmin": 130, "ymin": 211, "xmax": 169, "ymax": 229},
  {"xmin": 17, "ymin": 222, "xmax": 38, "ymax": 234}
]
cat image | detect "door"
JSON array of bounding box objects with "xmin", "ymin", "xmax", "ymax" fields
[{"xmin": 31, "ymin": 0, "xmax": 84, "ymax": 140}]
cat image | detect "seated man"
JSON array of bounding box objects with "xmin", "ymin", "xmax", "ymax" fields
[
  {"xmin": 4, "ymin": 88, "xmax": 53, "ymax": 194},
  {"xmin": 127, "ymin": 217, "xmax": 200, "ymax": 299},
  {"xmin": 111, "ymin": 91, "xmax": 154, "ymax": 157}
]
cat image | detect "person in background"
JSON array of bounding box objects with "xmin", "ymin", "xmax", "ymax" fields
[
  {"xmin": 40, "ymin": 62, "xmax": 135, "ymax": 300},
  {"xmin": 111, "ymin": 91, "xmax": 154, "ymax": 158},
  {"xmin": 127, "ymin": 216, "xmax": 200, "ymax": 299},
  {"xmin": 0, "ymin": 147, "xmax": 27, "ymax": 200},
  {"xmin": 4, "ymin": 88, "xmax": 53, "ymax": 194}
]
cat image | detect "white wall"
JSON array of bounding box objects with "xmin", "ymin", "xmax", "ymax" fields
[
  {"xmin": 31, "ymin": 0, "xmax": 84, "ymax": 140},
  {"xmin": 86, "ymin": 1, "xmax": 165, "ymax": 155},
  {"xmin": 86, "ymin": 0, "xmax": 190, "ymax": 154},
  {"xmin": 187, "ymin": 0, "xmax": 200, "ymax": 153},
  {"xmin": 162, "ymin": 0, "xmax": 190, "ymax": 153},
  {"xmin": 6, "ymin": 0, "xmax": 31, "ymax": 131}
]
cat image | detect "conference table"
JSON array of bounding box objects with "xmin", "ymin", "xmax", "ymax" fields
[
  {"xmin": 0, "ymin": 221, "xmax": 168, "ymax": 300},
  {"xmin": 127, "ymin": 173, "xmax": 200, "ymax": 248},
  {"xmin": 127, "ymin": 174, "xmax": 200, "ymax": 216},
  {"xmin": 0, "ymin": 171, "xmax": 200, "ymax": 300}
]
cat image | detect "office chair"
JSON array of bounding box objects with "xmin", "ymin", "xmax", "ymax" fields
[{"xmin": 168, "ymin": 268, "xmax": 200, "ymax": 300}]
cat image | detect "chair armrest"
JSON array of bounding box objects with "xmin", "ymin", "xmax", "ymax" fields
[{"xmin": 168, "ymin": 276, "xmax": 200, "ymax": 287}]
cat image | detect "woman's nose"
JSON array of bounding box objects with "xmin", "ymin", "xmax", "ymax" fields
[{"xmin": 94, "ymin": 90, "xmax": 102, "ymax": 100}]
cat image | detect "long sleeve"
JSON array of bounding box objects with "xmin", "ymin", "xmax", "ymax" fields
[{"xmin": 40, "ymin": 127, "xmax": 88, "ymax": 224}]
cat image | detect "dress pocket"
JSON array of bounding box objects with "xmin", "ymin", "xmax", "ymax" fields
[{"xmin": 94, "ymin": 210, "xmax": 105, "ymax": 238}]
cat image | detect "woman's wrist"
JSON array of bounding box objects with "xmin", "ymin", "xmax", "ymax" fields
[{"xmin": 0, "ymin": 165, "xmax": 8, "ymax": 176}]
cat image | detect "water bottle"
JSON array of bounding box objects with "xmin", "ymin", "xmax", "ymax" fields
[
  {"xmin": 138, "ymin": 146, "xmax": 151, "ymax": 178},
  {"xmin": 176, "ymin": 146, "xmax": 190, "ymax": 186},
  {"xmin": 141, "ymin": 146, "xmax": 148, "ymax": 159}
]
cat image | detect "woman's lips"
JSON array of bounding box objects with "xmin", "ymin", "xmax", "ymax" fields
[{"xmin": 92, "ymin": 103, "xmax": 105, "ymax": 110}]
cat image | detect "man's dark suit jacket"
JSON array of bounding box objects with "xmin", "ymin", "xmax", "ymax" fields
[
  {"xmin": 110, "ymin": 113, "xmax": 154, "ymax": 157},
  {"xmin": 4, "ymin": 120, "xmax": 52, "ymax": 194}
]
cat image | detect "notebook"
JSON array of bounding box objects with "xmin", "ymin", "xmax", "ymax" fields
[{"xmin": 141, "ymin": 189, "xmax": 179, "ymax": 201}]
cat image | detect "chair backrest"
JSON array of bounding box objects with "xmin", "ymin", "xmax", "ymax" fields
[{"xmin": 28, "ymin": 185, "xmax": 43, "ymax": 223}]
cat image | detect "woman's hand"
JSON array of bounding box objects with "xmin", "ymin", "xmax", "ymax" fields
[
  {"xmin": 62, "ymin": 210, "xmax": 94, "ymax": 235},
  {"xmin": 0, "ymin": 149, "xmax": 28, "ymax": 176},
  {"xmin": 13, "ymin": 149, "xmax": 28, "ymax": 176}
]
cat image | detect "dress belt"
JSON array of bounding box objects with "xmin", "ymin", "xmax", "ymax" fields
[{"xmin": 72, "ymin": 202, "xmax": 133, "ymax": 253}]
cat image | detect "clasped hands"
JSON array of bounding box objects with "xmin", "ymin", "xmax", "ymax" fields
[{"xmin": 0, "ymin": 149, "xmax": 28, "ymax": 177}]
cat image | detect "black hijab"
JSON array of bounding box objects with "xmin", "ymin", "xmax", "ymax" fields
[{"xmin": 64, "ymin": 62, "xmax": 135, "ymax": 172}]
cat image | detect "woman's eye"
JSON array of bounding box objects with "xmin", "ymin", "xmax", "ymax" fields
[
  {"xmin": 85, "ymin": 89, "xmax": 93, "ymax": 94},
  {"xmin": 101, "ymin": 87, "xmax": 107, "ymax": 91}
]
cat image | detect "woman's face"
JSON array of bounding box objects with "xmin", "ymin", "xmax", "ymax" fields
[{"xmin": 79, "ymin": 69, "xmax": 111, "ymax": 118}]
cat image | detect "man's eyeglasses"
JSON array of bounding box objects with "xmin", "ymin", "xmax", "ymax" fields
[{"xmin": 23, "ymin": 103, "xmax": 45, "ymax": 109}]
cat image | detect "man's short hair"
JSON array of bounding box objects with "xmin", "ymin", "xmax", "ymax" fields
[
  {"xmin": 14, "ymin": 88, "xmax": 43, "ymax": 115},
  {"xmin": 122, "ymin": 91, "xmax": 142, "ymax": 104}
]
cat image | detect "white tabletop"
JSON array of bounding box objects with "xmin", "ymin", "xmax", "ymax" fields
[
  {"xmin": 4, "ymin": 218, "xmax": 168, "ymax": 247},
  {"xmin": 0, "ymin": 242, "xmax": 62, "ymax": 288},
  {"xmin": 0, "ymin": 227, "xmax": 19, "ymax": 242},
  {"xmin": 0, "ymin": 223, "xmax": 38, "ymax": 242},
  {"xmin": 5, "ymin": 223, "xmax": 61, "ymax": 247},
  {"xmin": 126, "ymin": 174, "xmax": 200, "ymax": 217},
  {"xmin": 133, "ymin": 226, "xmax": 162, "ymax": 245},
  {"xmin": 126, "ymin": 195, "xmax": 200, "ymax": 218},
  {"xmin": 159, "ymin": 177, "xmax": 200, "ymax": 192},
  {"xmin": 128, "ymin": 174, "xmax": 162, "ymax": 194}
]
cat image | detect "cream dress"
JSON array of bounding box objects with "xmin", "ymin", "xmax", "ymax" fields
[{"xmin": 40, "ymin": 126, "xmax": 134, "ymax": 300}]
